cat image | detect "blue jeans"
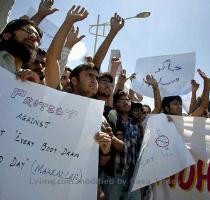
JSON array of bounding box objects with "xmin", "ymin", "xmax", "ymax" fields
[{"xmin": 102, "ymin": 173, "xmax": 141, "ymax": 200}]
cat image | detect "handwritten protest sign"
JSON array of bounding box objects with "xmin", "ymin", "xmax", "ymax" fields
[
  {"xmin": 152, "ymin": 116, "xmax": 210, "ymax": 200},
  {"xmin": 0, "ymin": 67, "xmax": 104, "ymax": 200},
  {"xmin": 131, "ymin": 52, "xmax": 195, "ymax": 97},
  {"xmin": 131, "ymin": 114, "xmax": 195, "ymax": 192}
]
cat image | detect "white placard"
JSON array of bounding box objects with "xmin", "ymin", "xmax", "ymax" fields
[
  {"xmin": 132, "ymin": 52, "xmax": 195, "ymax": 97},
  {"xmin": 0, "ymin": 67, "xmax": 104, "ymax": 200},
  {"xmin": 152, "ymin": 116, "xmax": 210, "ymax": 200},
  {"xmin": 131, "ymin": 113, "xmax": 195, "ymax": 192}
]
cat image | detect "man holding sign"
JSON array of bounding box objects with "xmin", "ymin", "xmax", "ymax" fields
[{"xmin": 0, "ymin": 18, "xmax": 42, "ymax": 83}]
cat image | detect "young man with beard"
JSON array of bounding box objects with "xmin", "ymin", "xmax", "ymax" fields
[
  {"xmin": 70, "ymin": 63, "xmax": 99, "ymax": 98},
  {"xmin": 69, "ymin": 58, "xmax": 112, "ymax": 200},
  {"xmin": 42, "ymin": 3, "xmax": 112, "ymax": 157},
  {"xmin": 0, "ymin": 19, "xmax": 42, "ymax": 83},
  {"xmin": 43, "ymin": 6, "xmax": 112, "ymax": 199}
]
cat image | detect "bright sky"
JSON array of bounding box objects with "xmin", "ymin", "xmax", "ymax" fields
[{"xmin": 10, "ymin": 0, "xmax": 210, "ymax": 109}]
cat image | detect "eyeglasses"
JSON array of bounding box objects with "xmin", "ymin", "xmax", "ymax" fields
[{"xmin": 20, "ymin": 27, "xmax": 41, "ymax": 44}]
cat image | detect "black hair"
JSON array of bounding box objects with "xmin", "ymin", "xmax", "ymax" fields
[
  {"xmin": 131, "ymin": 101, "xmax": 143, "ymax": 112},
  {"xmin": 143, "ymin": 104, "xmax": 151, "ymax": 113},
  {"xmin": 37, "ymin": 48, "xmax": 46, "ymax": 56},
  {"xmin": 70, "ymin": 63, "xmax": 99, "ymax": 80},
  {"xmin": 113, "ymin": 90, "xmax": 128, "ymax": 105},
  {"xmin": 161, "ymin": 95, "xmax": 182, "ymax": 114},
  {"xmin": 99, "ymin": 72, "xmax": 114, "ymax": 83},
  {"xmin": 64, "ymin": 67, "xmax": 72, "ymax": 73},
  {"xmin": 0, "ymin": 19, "xmax": 43, "ymax": 50}
]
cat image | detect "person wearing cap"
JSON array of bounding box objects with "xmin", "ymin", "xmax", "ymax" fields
[
  {"xmin": 162, "ymin": 69, "xmax": 209, "ymax": 117},
  {"xmin": 0, "ymin": 18, "xmax": 42, "ymax": 83}
]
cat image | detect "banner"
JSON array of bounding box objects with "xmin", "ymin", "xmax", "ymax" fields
[
  {"xmin": 0, "ymin": 67, "xmax": 104, "ymax": 200},
  {"xmin": 131, "ymin": 52, "xmax": 195, "ymax": 97}
]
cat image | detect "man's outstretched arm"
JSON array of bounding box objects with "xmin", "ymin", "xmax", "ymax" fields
[{"xmin": 93, "ymin": 13, "xmax": 124, "ymax": 71}]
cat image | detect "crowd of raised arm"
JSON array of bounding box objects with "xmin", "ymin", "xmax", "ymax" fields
[{"xmin": 0, "ymin": 1, "xmax": 209, "ymax": 200}]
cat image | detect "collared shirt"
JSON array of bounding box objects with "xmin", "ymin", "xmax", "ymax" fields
[
  {"xmin": 103, "ymin": 111, "xmax": 142, "ymax": 177},
  {"xmin": 124, "ymin": 120, "xmax": 142, "ymax": 171},
  {"xmin": 114, "ymin": 118, "xmax": 142, "ymax": 175},
  {"xmin": 0, "ymin": 50, "xmax": 17, "ymax": 74}
]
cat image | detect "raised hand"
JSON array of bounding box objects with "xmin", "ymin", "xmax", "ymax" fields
[
  {"xmin": 38, "ymin": 0, "xmax": 59, "ymax": 16},
  {"xmin": 65, "ymin": 26, "xmax": 85, "ymax": 48},
  {"xmin": 110, "ymin": 13, "xmax": 124, "ymax": 33},
  {"xmin": 111, "ymin": 57, "xmax": 121, "ymax": 77},
  {"xmin": 197, "ymin": 69, "xmax": 208, "ymax": 80},
  {"xmin": 144, "ymin": 75, "xmax": 158, "ymax": 88},
  {"xmin": 127, "ymin": 73, "xmax": 136, "ymax": 82},
  {"xmin": 191, "ymin": 80, "xmax": 199, "ymax": 92},
  {"xmin": 66, "ymin": 5, "xmax": 89, "ymax": 23},
  {"xmin": 118, "ymin": 69, "xmax": 127, "ymax": 85}
]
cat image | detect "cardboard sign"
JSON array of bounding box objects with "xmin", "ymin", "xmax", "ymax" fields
[
  {"xmin": 0, "ymin": 67, "xmax": 104, "ymax": 200},
  {"xmin": 131, "ymin": 114, "xmax": 195, "ymax": 191},
  {"xmin": 132, "ymin": 52, "xmax": 195, "ymax": 97}
]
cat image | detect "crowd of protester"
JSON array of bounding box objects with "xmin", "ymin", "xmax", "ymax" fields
[{"xmin": 0, "ymin": 0, "xmax": 209, "ymax": 200}]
